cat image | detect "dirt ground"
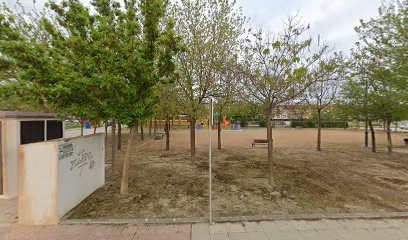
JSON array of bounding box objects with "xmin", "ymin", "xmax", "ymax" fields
[{"xmin": 68, "ymin": 127, "xmax": 408, "ymax": 219}]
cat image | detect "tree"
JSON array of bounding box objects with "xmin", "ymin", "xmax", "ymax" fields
[
  {"xmin": 229, "ymin": 101, "xmax": 263, "ymax": 123},
  {"xmin": 156, "ymin": 82, "xmax": 179, "ymax": 150},
  {"xmin": 0, "ymin": 3, "xmax": 61, "ymax": 113},
  {"xmin": 352, "ymin": 0, "xmax": 408, "ymax": 153},
  {"xmin": 117, "ymin": 0, "xmax": 179, "ymax": 196},
  {"xmin": 1, "ymin": 0, "xmax": 178, "ymax": 196},
  {"xmin": 214, "ymin": 60, "xmax": 241, "ymax": 150},
  {"xmin": 307, "ymin": 53, "xmax": 345, "ymax": 151},
  {"xmin": 240, "ymin": 16, "xmax": 330, "ymax": 185},
  {"xmin": 173, "ymin": 0, "xmax": 246, "ymax": 157}
]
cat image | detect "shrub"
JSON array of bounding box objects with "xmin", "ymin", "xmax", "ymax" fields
[
  {"xmin": 291, "ymin": 119, "xmax": 348, "ymax": 128},
  {"xmin": 259, "ymin": 118, "xmax": 266, "ymax": 127}
]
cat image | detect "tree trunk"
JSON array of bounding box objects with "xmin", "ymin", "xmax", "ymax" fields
[
  {"xmin": 265, "ymin": 111, "xmax": 274, "ymax": 185},
  {"xmin": 80, "ymin": 121, "xmax": 84, "ymax": 136},
  {"xmin": 386, "ymin": 120, "xmax": 393, "ymax": 153},
  {"xmin": 190, "ymin": 117, "xmax": 196, "ymax": 158},
  {"xmin": 369, "ymin": 120, "xmax": 376, "ymax": 153},
  {"xmin": 141, "ymin": 125, "xmax": 144, "ymax": 141},
  {"xmin": 135, "ymin": 121, "xmax": 139, "ymax": 134},
  {"xmin": 93, "ymin": 123, "xmax": 97, "ymax": 134},
  {"xmin": 365, "ymin": 116, "xmax": 368, "ymax": 147},
  {"xmin": 105, "ymin": 118, "xmax": 108, "ymax": 143},
  {"xmin": 149, "ymin": 119, "xmax": 152, "ymax": 136},
  {"xmin": 317, "ymin": 109, "xmax": 322, "ymax": 151},
  {"xmin": 111, "ymin": 119, "xmax": 117, "ymax": 173},
  {"xmin": 117, "ymin": 122, "xmax": 121, "ymax": 150},
  {"xmin": 217, "ymin": 116, "xmax": 222, "ymax": 150},
  {"xmin": 154, "ymin": 118, "xmax": 158, "ymax": 133},
  {"xmin": 120, "ymin": 124, "xmax": 137, "ymax": 197},
  {"xmin": 165, "ymin": 119, "xmax": 170, "ymax": 150}
]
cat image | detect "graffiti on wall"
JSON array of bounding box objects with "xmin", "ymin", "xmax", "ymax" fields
[{"xmin": 59, "ymin": 142, "xmax": 96, "ymax": 176}]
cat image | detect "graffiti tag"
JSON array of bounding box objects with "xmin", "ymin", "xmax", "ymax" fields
[
  {"xmin": 59, "ymin": 143, "xmax": 74, "ymax": 159},
  {"xmin": 70, "ymin": 149, "xmax": 95, "ymax": 176}
]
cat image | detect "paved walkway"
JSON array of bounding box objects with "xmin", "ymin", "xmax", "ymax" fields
[
  {"xmin": 65, "ymin": 127, "xmax": 110, "ymax": 138},
  {"xmin": 0, "ymin": 218, "xmax": 407, "ymax": 239},
  {"xmin": 192, "ymin": 219, "xmax": 408, "ymax": 240},
  {"xmin": 394, "ymin": 148, "xmax": 408, "ymax": 154},
  {"xmin": 0, "ymin": 198, "xmax": 17, "ymax": 226}
]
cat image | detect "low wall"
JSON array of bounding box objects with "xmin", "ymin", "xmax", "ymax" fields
[
  {"xmin": 1, "ymin": 118, "xmax": 19, "ymax": 198},
  {"xmin": 18, "ymin": 134, "xmax": 105, "ymax": 225}
]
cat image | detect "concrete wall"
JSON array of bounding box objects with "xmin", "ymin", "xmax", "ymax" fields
[
  {"xmin": 1, "ymin": 119, "xmax": 19, "ymax": 198},
  {"xmin": 0, "ymin": 118, "xmax": 65, "ymax": 199},
  {"xmin": 57, "ymin": 134, "xmax": 105, "ymax": 219},
  {"xmin": 18, "ymin": 134, "xmax": 105, "ymax": 225},
  {"xmin": 18, "ymin": 142, "xmax": 58, "ymax": 225}
]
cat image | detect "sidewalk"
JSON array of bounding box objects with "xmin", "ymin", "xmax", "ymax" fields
[
  {"xmin": 0, "ymin": 224, "xmax": 190, "ymax": 240},
  {"xmin": 394, "ymin": 148, "xmax": 408, "ymax": 154},
  {"xmin": 192, "ymin": 219, "xmax": 408, "ymax": 240},
  {"xmin": 0, "ymin": 198, "xmax": 17, "ymax": 226},
  {"xmin": 65, "ymin": 126, "xmax": 110, "ymax": 138},
  {"xmin": 0, "ymin": 218, "xmax": 407, "ymax": 240}
]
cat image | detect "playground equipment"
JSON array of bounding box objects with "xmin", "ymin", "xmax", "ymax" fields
[
  {"xmin": 196, "ymin": 116, "xmax": 241, "ymax": 130},
  {"xmin": 223, "ymin": 116, "xmax": 230, "ymax": 128}
]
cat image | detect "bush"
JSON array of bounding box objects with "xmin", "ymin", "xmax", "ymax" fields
[
  {"xmin": 322, "ymin": 121, "xmax": 348, "ymax": 128},
  {"xmin": 290, "ymin": 120, "xmax": 348, "ymax": 128},
  {"xmin": 259, "ymin": 118, "xmax": 266, "ymax": 127},
  {"xmin": 240, "ymin": 120, "xmax": 248, "ymax": 127}
]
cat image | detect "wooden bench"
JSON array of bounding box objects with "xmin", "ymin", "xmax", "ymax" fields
[
  {"xmin": 154, "ymin": 132, "xmax": 164, "ymax": 140},
  {"xmin": 252, "ymin": 139, "xmax": 268, "ymax": 147}
]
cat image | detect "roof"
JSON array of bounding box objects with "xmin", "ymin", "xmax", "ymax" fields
[{"xmin": 0, "ymin": 111, "xmax": 56, "ymax": 119}]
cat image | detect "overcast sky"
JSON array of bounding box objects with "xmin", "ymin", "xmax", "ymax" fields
[
  {"xmin": 4, "ymin": 0, "xmax": 382, "ymax": 53},
  {"xmin": 236, "ymin": 0, "xmax": 382, "ymax": 53}
]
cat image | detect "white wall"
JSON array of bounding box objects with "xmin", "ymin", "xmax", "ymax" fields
[
  {"xmin": 2, "ymin": 119, "xmax": 19, "ymax": 198},
  {"xmin": 18, "ymin": 134, "xmax": 105, "ymax": 225},
  {"xmin": 18, "ymin": 142, "xmax": 58, "ymax": 225},
  {"xmin": 57, "ymin": 134, "xmax": 105, "ymax": 218}
]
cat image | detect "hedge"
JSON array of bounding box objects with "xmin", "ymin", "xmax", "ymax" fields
[{"xmin": 290, "ymin": 120, "xmax": 348, "ymax": 128}]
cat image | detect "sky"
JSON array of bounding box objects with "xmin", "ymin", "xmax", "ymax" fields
[
  {"xmin": 236, "ymin": 0, "xmax": 382, "ymax": 53},
  {"xmin": 4, "ymin": 0, "xmax": 382, "ymax": 53}
]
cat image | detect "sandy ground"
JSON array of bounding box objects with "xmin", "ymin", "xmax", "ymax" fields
[
  {"xmin": 67, "ymin": 127, "xmax": 408, "ymax": 219},
  {"xmin": 165, "ymin": 127, "xmax": 407, "ymax": 149}
]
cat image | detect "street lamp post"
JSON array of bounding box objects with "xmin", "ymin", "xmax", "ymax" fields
[{"xmin": 208, "ymin": 98, "xmax": 213, "ymax": 224}]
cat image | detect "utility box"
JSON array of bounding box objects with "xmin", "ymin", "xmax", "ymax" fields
[{"xmin": 0, "ymin": 111, "xmax": 64, "ymax": 199}]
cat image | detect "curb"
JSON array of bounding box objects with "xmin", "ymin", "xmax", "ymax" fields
[{"xmin": 60, "ymin": 211, "xmax": 408, "ymax": 225}]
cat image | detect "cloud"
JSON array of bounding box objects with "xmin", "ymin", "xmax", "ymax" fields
[
  {"xmin": 236, "ymin": 0, "xmax": 382, "ymax": 53},
  {"xmin": 5, "ymin": 0, "xmax": 382, "ymax": 53}
]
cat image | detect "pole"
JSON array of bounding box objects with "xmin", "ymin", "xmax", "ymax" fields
[{"xmin": 209, "ymin": 97, "xmax": 213, "ymax": 224}]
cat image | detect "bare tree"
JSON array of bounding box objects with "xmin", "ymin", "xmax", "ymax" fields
[
  {"xmin": 240, "ymin": 16, "xmax": 330, "ymax": 185},
  {"xmin": 157, "ymin": 83, "xmax": 179, "ymax": 150},
  {"xmin": 213, "ymin": 64, "xmax": 240, "ymax": 150},
  {"xmin": 173, "ymin": 0, "xmax": 246, "ymax": 158},
  {"xmin": 307, "ymin": 53, "xmax": 345, "ymax": 151}
]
